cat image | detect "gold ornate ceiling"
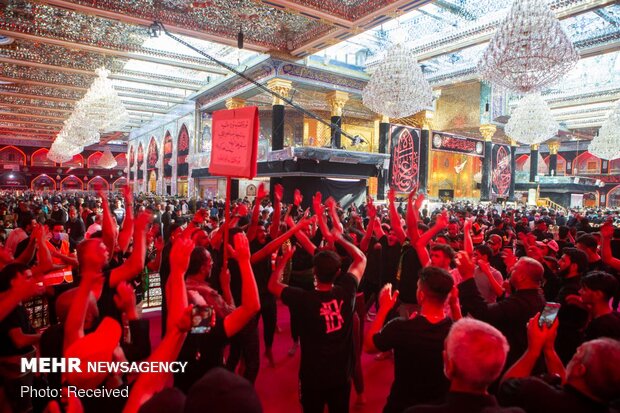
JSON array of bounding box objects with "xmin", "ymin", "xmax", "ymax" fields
[{"xmin": 0, "ymin": 0, "xmax": 431, "ymax": 143}]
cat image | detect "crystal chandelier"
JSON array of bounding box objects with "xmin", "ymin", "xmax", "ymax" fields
[
  {"xmin": 48, "ymin": 132, "xmax": 83, "ymax": 163},
  {"xmin": 62, "ymin": 107, "xmax": 101, "ymax": 147},
  {"xmin": 79, "ymin": 68, "xmax": 129, "ymax": 133},
  {"xmin": 588, "ymin": 99, "xmax": 620, "ymax": 160},
  {"xmin": 362, "ymin": 43, "xmax": 433, "ymax": 119},
  {"xmin": 505, "ymin": 93, "xmax": 559, "ymax": 145},
  {"xmin": 99, "ymin": 147, "xmax": 118, "ymax": 169},
  {"xmin": 477, "ymin": 0, "xmax": 579, "ymax": 93}
]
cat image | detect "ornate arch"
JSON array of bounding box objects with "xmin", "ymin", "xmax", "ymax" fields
[
  {"xmin": 574, "ymin": 152, "xmax": 601, "ymax": 175},
  {"xmin": 31, "ymin": 148, "xmax": 55, "ymax": 167},
  {"xmin": 163, "ymin": 130, "xmax": 173, "ymax": 178},
  {"xmin": 177, "ymin": 124, "xmax": 190, "ymax": 178},
  {"xmin": 87, "ymin": 176, "xmax": 109, "ymax": 191},
  {"xmin": 31, "ymin": 174, "xmax": 56, "ymax": 191},
  {"xmin": 61, "ymin": 153, "xmax": 84, "ymax": 168},
  {"xmin": 61, "ymin": 175, "xmax": 84, "ymax": 191},
  {"xmin": 0, "ymin": 145, "xmax": 26, "ymax": 165},
  {"xmin": 88, "ymin": 151, "xmax": 103, "ymax": 168}
]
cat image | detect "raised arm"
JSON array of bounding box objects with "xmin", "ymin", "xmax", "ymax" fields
[
  {"xmin": 600, "ymin": 223, "xmax": 620, "ymax": 271},
  {"xmin": 110, "ymin": 211, "xmax": 150, "ymax": 288},
  {"xmin": 286, "ymin": 215, "xmax": 317, "ymax": 256},
  {"xmin": 252, "ymin": 216, "xmax": 314, "ymax": 264},
  {"xmin": 415, "ymin": 211, "xmax": 449, "ymax": 266},
  {"xmin": 247, "ymin": 183, "xmax": 268, "ymax": 242},
  {"xmin": 502, "ymin": 314, "xmax": 564, "ymax": 383},
  {"xmin": 223, "ymin": 233, "xmax": 261, "ymax": 338},
  {"xmin": 314, "ymin": 192, "xmax": 335, "ymax": 245},
  {"xmin": 123, "ymin": 237, "xmax": 193, "ymax": 413},
  {"xmin": 388, "ymin": 189, "xmax": 407, "ymax": 244},
  {"xmin": 270, "ymin": 184, "xmax": 283, "ymax": 240},
  {"xmin": 333, "ymin": 228, "xmax": 367, "ymax": 283},
  {"xmin": 364, "ymin": 284, "xmax": 398, "ymax": 353},
  {"xmin": 406, "ymin": 191, "xmax": 422, "ymax": 244},
  {"xmin": 117, "ymin": 186, "xmax": 134, "ymax": 254},
  {"xmin": 360, "ymin": 199, "xmax": 376, "ymax": 253},
  {"xmin": 64, "ymin": 270, "xmax": 100, "ymax": 352},
  {"xmin": 99, "ymin": 190, "xmax": 118, "ymax": 259},
  {"xmin": 268, "ymin": 242, "xmax": 296, "ymax": 299},
  {"xmin": 463, "ymin": 217, "xmax": 474, "ymax": 255}
]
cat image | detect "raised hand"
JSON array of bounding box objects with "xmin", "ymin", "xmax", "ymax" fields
[
  {"xmin": 121, "ymin": 185, "xmax": 133, "ymax": 204},
  {"xmin": 478, "ymin": 259, "xmax": 492, "ymax": 275},
  {"xmin": 134, "ymin": 211, "xmax": 153, "ymax": 230},
  {"xmin": 435, "ymin": 211, "xmax": 449, "ymax": 228},
  {"xmin": 379, "ymin": 283, "xmax": 399, "ymax": 312},
  {"xmin": 325, "ymin": 196, "xmax": 336, "ymax": 209},
  {"xmin": 455, "ymin": 251, "xmax": 475, "ymax": 280},
  {"xmin": 229, "ymin": 232, "xmax": 251, "ymax": 262},
  {"xmin": 170, "ymin": 236, "xmax": 195, "ymax": 274},
  {"xmin": 501, "ymin": 248, "xmax": 518, "ymax": 270},
  {"xmin": 274, "ymin": 184, "xmax": 283, "ymax": 203},
  {"xmin": 600, "ymin": 222, "xmax": 614, "ymax": 239},
  {"xmin": 388, "ymin": 188, "xmax": 395, "ymax": 204},
  {"xmin": 526, "ymin": 312, "xmax": 559, "ymax": 354},
  {"xmin": 113, "ymin": 281, "xmax": 137, "ymax": 317},
  {"xmin": 294, "ymin": 189, "xmax": 303, "ymax": 207},
  {"xmin": 257, "ymin": 182, "xmax": 268, "ymax": 200}
]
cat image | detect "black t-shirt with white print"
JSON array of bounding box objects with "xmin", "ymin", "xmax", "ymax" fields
[{"xmin": 281, "ymin": 272, "xmax": 358, "ymax": 389}]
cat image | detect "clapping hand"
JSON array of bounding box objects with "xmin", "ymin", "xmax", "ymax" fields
[
  {"xmin": 257, "ymin": 182, "xmax": 268, "ymax": 200},
  {"xmin": 379, "ymin": 283, "xmax": 399, "ymax": 312},
  {"xmin": 274, "ymin": 184, "xmax": 283, "ymax": 203},
  {"xmin": 455, "ymin": 251, "xmax": 475, "ymax": 280},
  {"xmin": 228, "ymin": 232, "xmax": 251, "ymax": 262},
  {"xmin": 294, "ymin": 189, "xmax": 303, "ymax": 207}
]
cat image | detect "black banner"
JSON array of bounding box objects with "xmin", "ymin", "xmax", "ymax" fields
[
  {"xmin": 432, "ymin": 132, "xmax": 484, "ymax": 157},
  {"xmin": 389, "ymin": 125, "xmax": 420, "ymax": 193},
  {"xmin": 491, "ymin": 144, "xmax": 512, "ymax": 197}
]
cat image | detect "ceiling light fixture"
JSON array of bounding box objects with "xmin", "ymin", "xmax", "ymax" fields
[
  {"xmin": 505, "ymin": 93, "xmax": 559, "ymax": 145},
  {"xmin": 477, "ymin": 0, "xmax": 579, "ymax": 93}
]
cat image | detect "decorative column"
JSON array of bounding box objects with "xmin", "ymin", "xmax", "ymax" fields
[
  {"xmin": 547, "ymin": 140, "xmax": 559, "ymax": 176},
  {"xmin": 530, "ymin": 144, "xmax": 539, "ymax": 182},
  {"xmin": 225, "ymin": 97, "xmax": 246, "ymax": 110},
  {"xmin": 419, "ymin": 110, "xmax": 433, "ymax": 196},
  {"xmin": 267, "ymin": 79, "xmax": 292, "ymax": 199},
  {"xmin": 377, "ymin": 115, "xmax": 389, "ymax": 200},
  {"xmin": 509, "ymin": 139, "xmax": 518, "ymax": 201},
  {"xmin": 326, "ymin": 91, "xmax": 349, "ymax": 149},
  {"xmin": 267, "ymin": 79, "xmax": 292, "ymax": 151},
  {"xmin": 479, "ymin": 124, "xmax": 496, "ymax": 201}
]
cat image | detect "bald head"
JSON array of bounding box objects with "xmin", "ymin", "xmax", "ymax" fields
[
  {"xmin": 568, "ymin": 338, "xmax": 620, "ymax": 402},
  {"xmin": 510, "ymin": 257, "xmax": 544, "ymax": 290},
  {"xmin": 445, "ymin": 318, "xmax": 509, "ymax": 390}
]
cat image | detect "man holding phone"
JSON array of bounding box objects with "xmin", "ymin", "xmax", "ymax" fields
[{"xmin": 457, "ymin": 254, "xmax": 546, "ymax": 367}]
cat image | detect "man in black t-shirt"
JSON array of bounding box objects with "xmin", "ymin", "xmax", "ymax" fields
[
  {"xmin": 574, "ymin": 271, "xmax": 620, "ymax": 341},
  {"xmin": 364, "ymin": 266, "xmax": 454, "ymax": 413},
  {"xmin": 269, "ymin": 233, "xmax": 367, "ymax": 413}
]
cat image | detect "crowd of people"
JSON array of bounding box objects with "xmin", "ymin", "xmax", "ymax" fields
[{"xmin": 1, "ymin": 185, "xmax": 619, "ymax": 413}]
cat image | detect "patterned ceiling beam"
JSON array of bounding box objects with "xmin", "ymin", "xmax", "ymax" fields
[
  {"xmin": 0, "ymin": 121, "xmax": 60, "ymax": 131},
  {"xmin": 0, "ymin": 29, "xmax": 228, "ymax": 74},
  {"xmin": 37, "ymin": 0, "xmax": 271, "ymax": 52},
  {"xmin": 0, "ymin": 102, "xmax": 72, "ymax": 114},
  {"xmin": 0, "ymin": 58, "xmax": 204, "ymax": 91},
  {"xmin": 256, "ymin": 0, "xmax": 355, "ymax": 27},
  {"xmin": 291, "ymin": 0, "xmax": 431, "ymax": 56},
  {"xmin": 0, "ymin": 119, "xmax": 63, "ymax": 129},
  {"xmin": 0, "ymin": 76, "xmax": 86, "ymax": 92},
  {"xmin": 0, "ymin": 111, "xmax": 66, "ymax": 121}
]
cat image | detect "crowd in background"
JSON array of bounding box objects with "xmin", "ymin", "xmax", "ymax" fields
[{"xmin": 1, "ymin": 186, "xmax": 619, "ymax": 413}]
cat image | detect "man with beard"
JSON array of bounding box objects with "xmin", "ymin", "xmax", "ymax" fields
[
  {"xmin": 65, "ymin": 206, "xmax": 85, "ymax": 251},
  {"xmin": 555, "ymin": 248, "xmax": 589, "ymax": 364}
]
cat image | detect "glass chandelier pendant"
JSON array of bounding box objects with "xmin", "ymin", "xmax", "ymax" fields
[
  {"xmin": 588, "ymin": 99, "xmax": 620, "ymax": 160},
  {"xmin": 477, "ymin": 0, "xmax": 579, "ymax": 93},
  {"xmin": 505, "ymin": 93, "xmax": 558, "ymax": 145},
  {"xmin": 362, "ymin": 43, "xmax": 433, "ymax": 119},
  {"xmin": 99, "ymin": 147, "xmax": 118, "ymax": 169},
  {"xmin": 80, "ymin": 67, "xmax": 129, "ymax": 133}
]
